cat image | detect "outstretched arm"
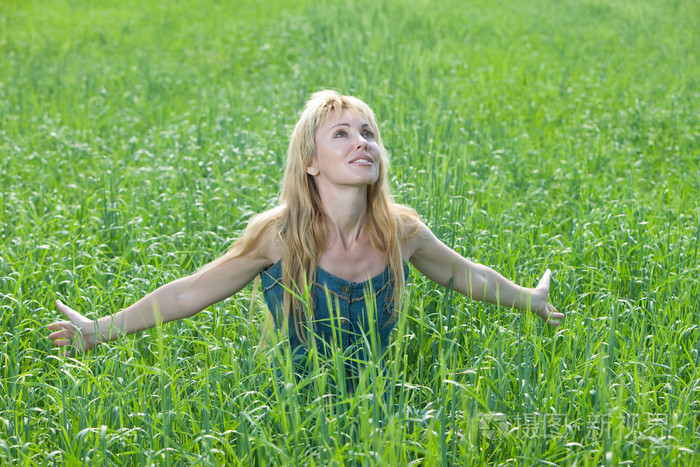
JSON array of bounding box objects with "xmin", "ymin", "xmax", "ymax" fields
[
  {"xmin": 406, "ymin": 221, "xmax": 563, "ymax": 326},
  {"xmin": 48, "ymin": 242, "xmax": 275, "ymax": 354}
]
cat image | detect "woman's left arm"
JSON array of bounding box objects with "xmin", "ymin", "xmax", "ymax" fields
[{"xmin": 407, "ymin": 221, "xmax": 563, "ymax": 326}]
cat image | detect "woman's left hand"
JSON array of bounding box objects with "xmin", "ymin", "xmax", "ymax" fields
[{"xmin": 531, "ymin": 270, "xmax": 564, "ymax": 326}]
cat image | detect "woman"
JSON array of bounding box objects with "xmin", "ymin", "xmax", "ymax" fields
[{"xmin": 49, "ymin": 90, "xmax": 563, "ymax": 380}]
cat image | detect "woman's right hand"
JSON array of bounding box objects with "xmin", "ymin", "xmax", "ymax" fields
[{"xmin": 48, "ymin": 300, "xmax": 99, "ymax": 355}]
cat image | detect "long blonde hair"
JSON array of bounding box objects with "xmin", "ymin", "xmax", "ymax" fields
[{"xmin": 217, "ymin": 90, "xmax": 419, "ymax": 340}]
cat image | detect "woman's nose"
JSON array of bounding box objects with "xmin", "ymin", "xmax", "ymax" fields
[{"xmin": 356, "ymin": 133, "xmax": 368, "ymax": 149}]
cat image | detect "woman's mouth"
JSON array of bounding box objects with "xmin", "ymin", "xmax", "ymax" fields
[{"xmin": 349, "ymin": 154, "xmax": 374, "ymax": 165}]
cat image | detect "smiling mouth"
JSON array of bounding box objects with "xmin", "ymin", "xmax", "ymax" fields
[{"xmin": 349, "ymin": 155, "xmax": 374, "ymax": 165}]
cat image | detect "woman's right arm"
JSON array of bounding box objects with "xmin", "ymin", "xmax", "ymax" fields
[{"xmin": 48, "ymin": 239, "xmax": 276, "ymax": 354}]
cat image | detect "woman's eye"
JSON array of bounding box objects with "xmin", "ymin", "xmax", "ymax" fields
[
  {"xmin": 362, "ymin": 130, "xmax": 375, "ymax": 139},
  {"xmin": 334, "ymin": 130, "xmax": 347, "ymax": 137}
]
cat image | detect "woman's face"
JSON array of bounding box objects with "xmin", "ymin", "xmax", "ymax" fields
[{"xmin": 308, "ymin": 110, "xmax": 381, "ymax": 191}]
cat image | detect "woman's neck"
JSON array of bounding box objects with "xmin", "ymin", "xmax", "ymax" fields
[{"xmin": 318, "ymin": 186, "xmax": 368, "ymax": 250}]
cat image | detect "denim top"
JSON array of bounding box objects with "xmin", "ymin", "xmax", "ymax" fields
[{"xmin": 260, "ymin": 260, "xmax": 409, "ymax": 381}]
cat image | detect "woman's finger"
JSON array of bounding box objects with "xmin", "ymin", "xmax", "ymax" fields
[
  {"xmin": 50, "ymin": 300, "xmax": 92, "ymax": 355},
  {"xmin": 543, "ymin": 304, "xmax": 564, "ymax": 326},
  {"xmin": 47, "ymin": 322, "xmax": 69, "ymax": 332},
  {"xmin": 545, "ymin": 314, "xmax": 560, "ymax": 326},
  {"xmin": 48, "ymin": 319, "xmax": 77, "ymax": 339},
  {"xmin": 55, "ymin": 299, "xmax": 84, "ymax": 324},
  {"xmin": 536, "ymin": 269, "xmax": 551, "ymax": 291},
  {"xmin": 48, "ymin": 329, "xmax": 67, "ymax": 340},
  {"xmin": 548, "ymin": 303, "xmax": 564, "ymax": 320}
]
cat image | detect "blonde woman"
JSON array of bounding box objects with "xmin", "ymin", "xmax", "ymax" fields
[{"xmin": 49, "ymin": 90, "xmax": 563, "ymax": 383}]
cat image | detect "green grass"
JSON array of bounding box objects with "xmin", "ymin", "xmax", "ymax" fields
[{"xmin": 1, "ymin": 0, "xmax": 699, "ymax": 464}]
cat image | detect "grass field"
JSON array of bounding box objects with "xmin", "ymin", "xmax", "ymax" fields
[{"xmin": 1, "ymin": 0, "xmax": 699, "ymax": 464}]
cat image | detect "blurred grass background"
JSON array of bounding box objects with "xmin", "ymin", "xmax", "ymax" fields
[{"xmin": 1, "ymin": 0, "xmax": 699, "ymax": 464}]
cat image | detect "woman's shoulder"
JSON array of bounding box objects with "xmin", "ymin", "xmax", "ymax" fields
[
  {"xmin": 397, "ymin": 214, "xmax": 434, "ymax": 261},
  {"xmin": 390, "ymin": 202, "xmax": 421, "ymax": 238},
  {"xmin": 250, "ymin": 207, "xmax": 285, "ymax": 263},
  {"xmin": 388, "ymin": 202, "xmax": 426, "ymax": 261}
]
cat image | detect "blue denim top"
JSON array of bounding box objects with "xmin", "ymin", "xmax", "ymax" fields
[{"xmin": 260, "ymin": 260, "xmax": 409, "ymax": 383}]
